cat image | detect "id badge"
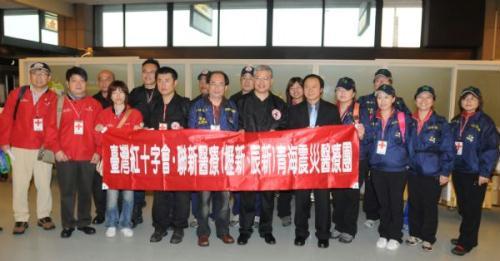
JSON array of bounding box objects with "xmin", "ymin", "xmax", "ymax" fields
[
  {"xmin": 376, "ymin": 140, "xmax": 387, "ymax": 155},
  {"xmin": 33, "ymin": 118, "xmax": 44, "ymax": 132},
  {"xmin": 210, "ymin": 125, "xmax": 221, "ymax": 131},
  {"xmin": 159, "ymin": 123, "xmax": 168, "ymax": 130},
  {"xmin": 455, "ymin": 141, "xmax": 463, "ymax": 156},
  {"xmin": 74, "ymin": 120, "xmax": 84, "ymax": 135}
]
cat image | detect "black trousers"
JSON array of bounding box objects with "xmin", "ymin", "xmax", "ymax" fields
[
  {"xmin": 363, "ymin": 167, "xmax": 380, "ymax": 220},
  {"xmin": 294, "ymin": 189, "xmax": 331, "ymax": 240},
  {"xmin": 239, "ymin": 191, "xmax": 274, "ymax": 236},
  {"xmin": 277, "ymin": 190, "xmax": 293, "ymax": 218},
  {"xmin": 452, "ymin": 172, "xmax": 487, "ymax": 251},
  {"xmin": 92, "ymin": 171, "xmax": 106, "ymax": 217},
  {"xmin": 152, "ymin": 191, "xmax": 190, "ymax": 232},
  {"xmin": 372, "ymin": 170, "xmax": 407, "ymax": 243},
  {"xmin": 407, "ymin": 174, "xmax": 442, "ymax": 244},
  {"xmin": 331, "ymin": 159, "xmax": 368, "ymax": 237},
  {"xmin": 56, "ymin": 161, "xmax": 95, "ymax": 229}
]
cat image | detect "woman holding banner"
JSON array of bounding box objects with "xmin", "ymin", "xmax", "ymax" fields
[
  {"xmin": 364, "ymin": 84, "xmax": 413, "ymax": 251},
  {"xmin": 94, "ymin": 80, "xmax": 143, "ymax": 238},
  {"xmin": 449, "ymin": 86, "xmax": 499, "ymax": 256},
  {"xmin": 331, "ymin": 77, "xmax": 366, "ymax": 244},
  {"xmin": 406, "ymin": 85, "xmax": 454, "ymax": 252}
]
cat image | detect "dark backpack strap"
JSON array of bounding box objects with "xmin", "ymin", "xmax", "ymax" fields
[{"xmin": 13, "ymin": 86, "xmax": 29, "ymax": 121}]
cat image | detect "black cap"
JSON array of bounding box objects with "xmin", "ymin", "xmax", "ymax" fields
[
  {"xmin": 241, "ymin": 65, "xmax": 254, "ymax": 77},
  {"xmin": 375, "ymin": 84, "xmax": 396, "ymax": 97},
  {"xmin": 336, "ymin": 77, "xmax": 356, "ymax": 92},
  {"xmin": 197, "ymin": 70, "xmax": 210, "ymax": 80},
  {"xmin": 460, "ymin": 86, "xmax": 481, "ymax": 98},
  {"xmin": 414, "ymin": 85, "xmax": 436, "ymax": 100},
  {"xmin": 29, "ymin": 62, "xmax": 51, "ymax": 74},
  {"xmin": 374, "ymin": 68, "xmax": 392, "ymax": 79}
]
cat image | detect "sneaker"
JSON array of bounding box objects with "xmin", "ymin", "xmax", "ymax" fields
[
  {"xmin": 121, "ymin": 228, "xmax": 133, "ymax": 237},
  {"xmin": 12, "ymin": 222, "xmax": 29, "ymax": 235},
  {"xmin": 422, "ymin": 241, "xmax": 433, "ymax": 252},
  {"xmin": 405, "ymin": 236, "xmax": 423, "ymax": 246},
  {"xmin": 281, "ymin": 216, "xmax": 292, "ymax": 227},
  {"xmin": 189, "ymin": 220, "xmax": 199, "ymax": 228},
  {"xmin": 105, "ymin": 227, "xmax": 116, "ymax": 238},
  {"xmin": 376, "ymin": 237, "xmax": 388, "ymax": 248},
  {"xmin": 364, "ymin": 219, "xmax": 376, "ymax": 228},
  {"xmin": 37, "ymin": 217, "xmax": 56, "ymax": 230},
  {"xmin": 386, "ymin": 239, "xmax": 400, "ymax": 251},
  {"xmin": 339, "ymin": 233, "xmax": 354, "ymax": 243},
  {"xmin": 330, "ymin": 229, "xmax": 341, "ymax": 239},
  {"xmin": 230, "ymin": 214, "xmax": 239, "ymax": 227}
]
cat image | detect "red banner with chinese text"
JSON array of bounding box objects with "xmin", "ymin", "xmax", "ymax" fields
[{"xmin": 102, "ymin": 125, "xmax": 359, "ymax": 191}]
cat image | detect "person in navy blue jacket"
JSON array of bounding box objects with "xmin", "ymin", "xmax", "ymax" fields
[
  {"xmin": 449, "ymin": 86, "xmax": 499, "ymax": 256},
  {"xmin": 358, "ymin": 68, "xmax": 411, "ymax": 229},
  {"xmin": 406, "ymin": 85, "xmax": 454, "ymax": 252},
  {"xmin": 364, "ymin": 84, "xmax": 413, "ymax": 251},
  {"xmin": 331, "ymin": 77, "xmax": 367, "ymax": 244},
  {"xmin": 188, "ymin": 71, "xmax": 238, "ymax": 247}
]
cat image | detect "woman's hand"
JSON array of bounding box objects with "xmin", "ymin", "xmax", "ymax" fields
[
  {"xmin": 90, "ymin": 153, "xmax": 100, "ymax": 164},
  {"xmin": 355, "ymin": 123, "xmax": 365, "ymax": 140},
  {"xmin": 478, "ymin": 176, "xmax": 489, "ymax": 186},
  {"xmin": 439, "ymin": 175, "xmax": 449, "ymax": 186},
  {"xmin": 95, "ymin": 124, "xmax": 104, "ymax": 132},
  {"xmin": 55, "ymin": 150, "xmax": 69, "ymax": 162}
]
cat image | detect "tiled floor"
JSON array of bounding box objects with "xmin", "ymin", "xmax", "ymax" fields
[{"xmin": 0, "ymin": 178, "xmax": 499, "ymax": 261}]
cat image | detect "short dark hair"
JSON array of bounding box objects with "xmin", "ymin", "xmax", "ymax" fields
[
  {"xmin": 142, "ymin": 58, "xmax": 160, "ymax": 69},
  {"xmin": 66, "ymin": 66, "xmax": 88, "ymax": 82},
  {"xmin": 107, "ymin": 80, "xmax": 130, "ymax": 106},
  {"xmin": 207, "ymin": 71, "xmax": 229, "ymax": 86},
  {"xmin": 156, "ymin": 66, "xmax": 178, "ymax": 81},
  {"xmin": 303, "ymin": 74, "xmax": 324, "ymax": 89},
  {"xmin": 285, "ymin": 77, "xmax": 303, "ymax": 104}
]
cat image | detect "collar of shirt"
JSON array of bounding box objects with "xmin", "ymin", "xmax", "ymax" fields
[
  {"xmin": 307, "ymin": 101, "xmax": 320, "ymax": 114},
  {"xmin": 29, "ymin": 85, "xmax": 48, "ymax": 104},
  {"xmin": 67, "ymin": 92, "xmax": 86, "ymax": 101},
  {"xmin": 412, "ymin": 110, "xmax": 433, "ymax": 135}
]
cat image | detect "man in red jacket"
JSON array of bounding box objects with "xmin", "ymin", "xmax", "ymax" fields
[
  {"xmin": 45, "ymin": 66, "xmax": 103, "ymax": 238},
  {"xmin": 0, "ymin": 62, "xmax": 58, "ymax": 235}
]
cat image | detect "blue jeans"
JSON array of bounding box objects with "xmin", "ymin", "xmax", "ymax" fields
[{"xmin": 105, "ymin": 189, "xmax": 134, "ymax": 228}]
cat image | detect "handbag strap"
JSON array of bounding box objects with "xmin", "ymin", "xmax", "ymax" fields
[{"xmin": 117, "ymin": 109, "xmax": 132, "ymax": 129}]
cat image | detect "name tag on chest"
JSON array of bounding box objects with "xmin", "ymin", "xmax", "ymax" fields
[
  {"xmin": 455, "ymin": 141, "xmax": 463, "ymax": 156},
  {"xmin": 376, "ymin": 140, "xmax": 387, "ymax": 155},
  {"xmin": 74, "ymin": 120, "xmax": 84, "ymax": 135},
  {"xmin": 33, "ymin": 118, "xmax": 43, "ymax": 132}
]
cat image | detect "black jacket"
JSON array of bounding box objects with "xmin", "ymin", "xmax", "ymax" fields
[
  {"xmin": 237, "ymin": 91, "xmax": 287, "ymax": 132},
  {"xmin": 129, "ymin": 85, "xmax": 160, "ymax": 127},
  {"xmin": 288, "ymin": 99, "xmax": 341, "ymax": 129},
  {"xmin": 92, "ymin": 92, "xmax": 112, "ymax": 109},
  {"xmin": 147, "ymin": 92, "xmax": 191, "ymax": 129}
]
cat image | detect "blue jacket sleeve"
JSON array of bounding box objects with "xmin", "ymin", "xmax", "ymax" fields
[
  {"xmin": 479, "ymin": 117, "xmax": 499, "ymax": 178},
  {"xmin": 439, "ymin": 121, "xmax": 455, "ymax": 177}
]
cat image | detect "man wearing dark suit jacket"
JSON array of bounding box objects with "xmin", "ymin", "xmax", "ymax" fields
[{"xmin": 288, "ymin": 74, "xmax": 341, "ymax": 249}]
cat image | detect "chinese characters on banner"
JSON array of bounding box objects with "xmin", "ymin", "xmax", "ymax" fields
[{"xmin": 102, "ymin": 125, "xmax": 359, "ymax": 191}]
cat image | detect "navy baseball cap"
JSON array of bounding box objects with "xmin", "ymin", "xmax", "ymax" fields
[
  {"xmin": 375, "ymin": 84, "xmax": 396, "ymax": 97},
  {"xmin": 336, "ymin": 77, "xmax": 356, "ymax": 92},
  {"xmin": 374, "ymin": 68, "xmax": 392, "ymax": 79},
  {"xmin": 197, "ymin": 70, "xmax": 210, "ymax": 80},
  {"xmin": 241, "ymin": 65, "xmax": 254, "ymax": 77},
  {"xmin": 414, "ymin": 85, "xmax": 436, "ymax": 100},
  {"xmin": 460, "ymin": 86, "xmax": 481, "ymax": 98},
  {"xmin": 30, "ymin": 62, "xmax": 51, "ymax": 74}
]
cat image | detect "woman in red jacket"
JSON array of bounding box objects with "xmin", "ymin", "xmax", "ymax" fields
[{"xmin": 94, "ymin": 80, "xmax": 143, "ymax": 238}]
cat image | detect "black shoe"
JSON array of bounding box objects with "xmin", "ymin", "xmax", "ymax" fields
[
  {"xmin": 170, "ymin": 229, "xmax": 184, "ymax": 244},
  {"xmin": 451, "ymin": 245, "xmax": 469, "ymax": 256},
  {"xmin": 12, "ymin": 222, "xmax": 29, "ymax": 235},
  {"xmin": 150, "ymin": 230, "xmax": 167, "ymax": 243},
  {"xmin": 237, "ymin": 234, "xmax": 250, "ymax": 245},
  {"xmin": 92, "ymin": 215, "xmax": 105, "ymax": 225},
  {"xmin": 450, "ymin": 238, "xmax": 459, "ymax": 245},
  {"xmin": 77, "ymin": 226, "xmax": 96, "ymax": 235},
  {"xmin": 261, "ymin": 233, "xmax": 276, "ymax": 245},
  {"xmin": 318, "ymin": 239, "xmax": 329, "ymax": 248},
  {"xmin": 294, "ymin": 236, "xmax": 306, "ymax": 246},
  {"xmin": 131, "ymin": 216, "xmax": 143, "ymax": 228},
  {"xmin": 60, "ymin": 228, "xmax": 74, "ymax": 238}
]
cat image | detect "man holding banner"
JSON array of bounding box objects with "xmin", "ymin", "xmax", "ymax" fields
[
  {"xmin": 188, "ymin": 71, "xmax": 238, "ymax": 247},
  {"xmin": 288, "ymin": 74, "xmax": 341, "ymax": 248},
  {"xmin": 148, "ymin": 67, "xmax": 191, "ymax": 244},
  {"xmin": 236, "ymin": 65, "xmax": 288, "ymax": 245}
]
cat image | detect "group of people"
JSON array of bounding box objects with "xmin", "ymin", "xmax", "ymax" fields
[{"xmin": 0, "ymin": 59, "xmax": 498, "ymax": 257}]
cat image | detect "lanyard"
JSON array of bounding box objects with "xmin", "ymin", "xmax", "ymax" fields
[
  {"xmin": 414, "ymin": 110, "xmax": 433, "ymax": 135},
  {"xmin": 459, "ymin": 114, "xmax": 472, "ymax": 138},
  {"xmin": 338, "ymin": 101, "xmax": 353, "ymax": 123},
  {"xmin": 146, "ymin": 89, "xmax": 155, "ymax": 104},
  {"xmin": 162, "ymin": 103, "xmax": 168, "ymax": 122},
  {"xmin": 212, "ymin": 104, "xmax": 221, "ymax": 125},
  {"xmin": 379, "ymin": 110, "xmax": 394, "ymax": 140},
  {"xmin": 66, "ymin": 96, "xmax": 82, "ymax": 119}
]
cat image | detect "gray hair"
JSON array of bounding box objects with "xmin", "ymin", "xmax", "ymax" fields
[{"xmin": 254, "ymin": 64, "xmax": 273, "ymax": 78}]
